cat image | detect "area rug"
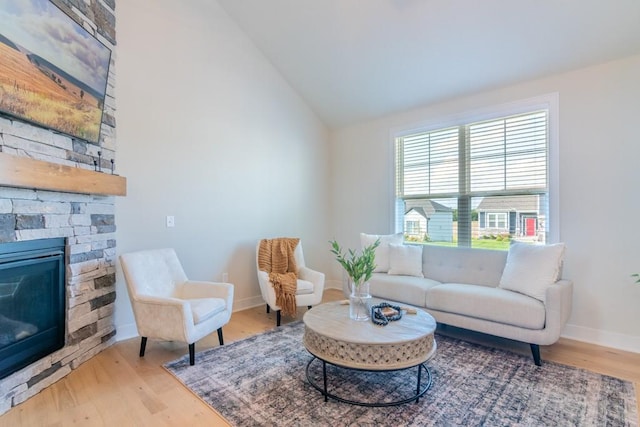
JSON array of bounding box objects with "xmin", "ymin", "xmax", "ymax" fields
[{"xmin": 164, "ymin": 322, "xmax": 637, "ymax": 426}]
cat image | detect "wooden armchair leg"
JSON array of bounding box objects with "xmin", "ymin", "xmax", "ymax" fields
[
  {"xmin": 266, "ymin": 304, "xmax": 270, "ymax": 314},
  {"xmin": 217, "ymin": 328, "xmax": 224, "ymax": 346},
  {"xmin": 276, "ymin": 310, "xmax": 281, "ymax": 327}
]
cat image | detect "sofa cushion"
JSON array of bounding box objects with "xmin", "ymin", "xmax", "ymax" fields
[
  {"xmin": 422, "ymin": 245, "xmax": 507, "ymax": 286},
  {"xmin": 369, "ymin": 273, "xmax": 440, "ymax": 307},
  {"xmin": 499, "ymin": 243, "xmax": 565, "ymax": 302},
  {"xmin": 360, "ymin": 232, "xmax": 403, "ymax": 273},
  {"xmin": 388, "ymin": 243, "xmax": 424, "ymax": 277},
  {"xmin": 426, "ymin": 283, "xmax": 546, "ymax": 330}
]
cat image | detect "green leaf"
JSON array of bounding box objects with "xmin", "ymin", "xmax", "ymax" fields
[{"xmin": 329, "ymin": 238, "xmax": 380, "ymax": 284}]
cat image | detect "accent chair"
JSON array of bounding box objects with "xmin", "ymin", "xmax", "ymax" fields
[
  {"xmin": 256, "ymin": 240, "xmax": 325, "ymax": 326},
  {"xmin": 120, "ymin": 248, "xmax": 233, "ymax": 365}
]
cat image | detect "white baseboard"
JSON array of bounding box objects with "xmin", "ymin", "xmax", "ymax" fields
[
  {"xmin": 561, "ymin": 324, "xmax": 640, "ymax": 354},
  {"xmin": 325, "ymin": 279, "xmax": 343, "ymax": 291},
  {"xmin": 233, "ymin": 295, "xmax": 265, "ymax": 311}
]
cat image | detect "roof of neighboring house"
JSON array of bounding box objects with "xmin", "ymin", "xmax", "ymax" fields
[
  {"xmin": 476, "ymin": 195, "xmax": 539, "ymax": 212},
  {"xmin": 405, "ymin": 200, "xmax": 452, "ymax": 218},
  {"xmin": 406, "ymin": 207, "xmax": 429, "ymax": 219}
]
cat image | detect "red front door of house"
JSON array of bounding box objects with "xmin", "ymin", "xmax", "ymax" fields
[{"xmin": 525, "ymin": 218, "xmax": 536, "ymax": 236}]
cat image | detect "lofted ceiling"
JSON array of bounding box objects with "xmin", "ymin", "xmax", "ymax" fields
[{"xmin": 217, "ymin": 0, "xmax": 640, "ymax": 129}]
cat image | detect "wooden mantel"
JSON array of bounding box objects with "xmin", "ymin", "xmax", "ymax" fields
[{"xmin": 0, "ymin": 152, "xmax": 127, "ymax": 196}]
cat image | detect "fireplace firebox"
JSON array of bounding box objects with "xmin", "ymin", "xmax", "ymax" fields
[{"xmin": 0, "ymin": 238, "xmax": 65, "ymax": 380}]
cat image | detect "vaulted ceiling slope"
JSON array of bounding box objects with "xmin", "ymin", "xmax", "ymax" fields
[{"xmin": 217, "ymin": 0, "xmax": 640, "ymax": 129}]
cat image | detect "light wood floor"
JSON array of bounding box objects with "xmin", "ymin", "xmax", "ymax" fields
[{"xmin": 1, "ymin": 289, "xmax": 638, "ymax": 426}]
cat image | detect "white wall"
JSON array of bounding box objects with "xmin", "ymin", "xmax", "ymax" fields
[
  {"xmin": 329, "ymin": 54, "xmax": 640, "ymax": 352},
  {"xmin": 114, "ymin": 0, "xmax": 330, "ymax": 339}
]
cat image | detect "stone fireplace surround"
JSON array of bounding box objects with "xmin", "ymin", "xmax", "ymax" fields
[{"xmin": 0, "ymin": 0, "xmax": 117, "ymax": 415}]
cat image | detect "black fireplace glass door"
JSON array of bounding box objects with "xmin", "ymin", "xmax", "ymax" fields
[{"xmin": 0, "ymin": 239, "xmax": 65, "ymax": 379}]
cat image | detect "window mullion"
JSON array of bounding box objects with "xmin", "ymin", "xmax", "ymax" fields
[
  {"xmin": 458, "ymin": 126, "xmax": 471, "ymax": 247},
  {"xmin": 427, "ymin": 135, "xmax": 431, "ymax": 195},
  {"xmin": 503, "ymin": 120, "xmax": 507, "ymax": 190},
  {"xmin": 459, "ymin": 126, "xmax": 469, "ymax": 197},
  {"xmin": 395, "ymin": 138, "xmax": 404, "ymax": 198}
]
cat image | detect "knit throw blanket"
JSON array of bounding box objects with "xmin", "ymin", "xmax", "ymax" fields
[{"xmin": 258, "ymin": 238, "xmax": 300, "ymax": 317}]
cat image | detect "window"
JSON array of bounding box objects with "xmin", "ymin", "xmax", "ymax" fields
[
  {"xmin": 405, "ymin": 220, "xmax": 422, "ymax": 235},
  {"xmin": 395, "ymin": 102, "xmax": 554, "ymax": 250},
  {"xmin": 487, "ymin": 213, "xmax": 507, "ymax": 229}
]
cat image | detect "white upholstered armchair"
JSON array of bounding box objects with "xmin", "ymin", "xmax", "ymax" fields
[
  {"xmin": 256, "ymin": 240, "xmax": 325, "ymax": 326},
  {"xmin": 120, "ymin": 248, "xmax": 234, "ymax": 365}
]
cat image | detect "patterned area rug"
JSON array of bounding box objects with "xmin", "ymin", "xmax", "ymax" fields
[{"xmin": 164, "ymin": 322, "xmax": 637, "ymax": 426}]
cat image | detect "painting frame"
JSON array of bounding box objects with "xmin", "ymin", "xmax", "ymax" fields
[{"xmin": 0, "ymin": 0, "xmax": 112, "ymax": 144}]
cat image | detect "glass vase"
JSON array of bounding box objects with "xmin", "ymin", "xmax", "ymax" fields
[{"xmin": 349, "ymin": 280, "xmax": 371, "ymax": 321}]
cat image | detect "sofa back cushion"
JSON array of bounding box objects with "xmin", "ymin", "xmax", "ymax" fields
[
  {"xmin": 498, "ymin": 242, "xmax": 565, "ymax": 302},
  {"xmin": 422, "ymin": 245, "xmax": 507, "ymax": 286},
  {"xmin": 388, "ymin": 243, "xmax": 424, "ymax": 277},
  {"xmin": 360, "ymin": 232, "xmax": 403, "ymax": 273}
]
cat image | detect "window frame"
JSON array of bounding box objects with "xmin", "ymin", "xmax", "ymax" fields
[{"xmin": 390, "ymin": 93, "xmax": 560, "ymax": 245}]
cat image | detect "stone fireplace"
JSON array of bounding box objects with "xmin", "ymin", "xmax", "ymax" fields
[{"xmin": 0, "ymin": 0, "xmax": 118, "ymax": 415}]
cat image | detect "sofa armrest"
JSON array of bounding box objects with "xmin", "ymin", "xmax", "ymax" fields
[{"xmin": 541, "ymin": 279, "xmax": 573, "ymax": 344}]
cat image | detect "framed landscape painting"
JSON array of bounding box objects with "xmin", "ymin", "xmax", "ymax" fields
[{"xmin": 0, "ymin": 0, "xmax": 112, "ymax": 144}]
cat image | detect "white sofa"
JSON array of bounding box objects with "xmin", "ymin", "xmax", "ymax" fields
[{"xmin": 351, "ymin": 234, "xmax": 572, "ymax": 365}]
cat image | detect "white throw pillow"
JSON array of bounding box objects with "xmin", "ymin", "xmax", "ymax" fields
[
  {"xmin": 499, "ymin": 242, "xmax": 566, "ymax": 302},
  {"xmin": 388, "ymin": 243, "xmax": 424, "ymax": 277},
  {"xmin": 360, "ymin": 233, "xmax": 403, "ymax": 273}
]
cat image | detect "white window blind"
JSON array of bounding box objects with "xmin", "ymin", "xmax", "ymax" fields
[
  {"xmin": 469, "ymin": 111, "xmax": 547, "ymax": 194},
  {"xmin": 395, "ymin": 110, "xmax": 549, "ymax": 248},
  {"xmin": 396, "ymin": 127, "xmax": 459, "ymax": 198}
]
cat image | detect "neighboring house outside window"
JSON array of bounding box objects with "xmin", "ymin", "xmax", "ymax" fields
[
  {"xmin": 394, "ymin": 97, "xmax": 556, "ymax": 250},
  {"xmin": 404, "ymin": 201, "xmax": 453, "ymax": 243},
  {"xmin": 477, "ymin": 195, "xmax": 544, "ymax": 241}
]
